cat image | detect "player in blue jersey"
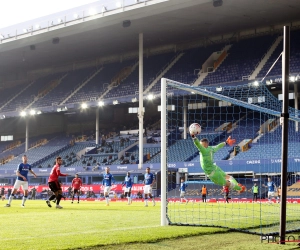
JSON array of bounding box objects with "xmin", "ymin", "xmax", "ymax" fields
[
  {"xmin": 123, "ymin": 172, "xmax": 133, "ymax": 205},
  {"xmin": 179, "ymin": 178, "xmax": 189, "ymax": 204},
  {"xmin": 144, "ymin": 167, "xmax": 156, "ymax": 207},
  {"xmin": 102, "ymin": 167, "xmax": 115, "ymax": 206},
  {"xmin": 5, "ymin": 155, "xmax": 37, "ymax": 207},
  {"xmin": 263, "ymin": 177, "xmax": 277, "ymax": 204}
]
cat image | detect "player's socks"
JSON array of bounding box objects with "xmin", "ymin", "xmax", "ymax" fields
[
  {"xmin": 8, "ymin": 194, "xmax": 14, "ymax": 205},
  {"xmin": 105, "ymin": 196, "xmax": 109, "ymax": 205},
  {"xmin": 127, "ymin": 197, "xmax": 130, "ymax": 204},
  {"xmin": 22, "ymin": 196, "xmax": 27, "ymax": 206},
  {"xmin": 56, "ymin": 194, "xmax": 62, "ymax": 205},
  {"xmin": 144, "ymin": 198, "xmax": 148, "ymax": 206},
  {"xmin": 49, "ymin": 194, "xmax": 56, "ymax": 201},
  {"xmin": 152, "ymin": 198, "xmax": 155, "ymax": 206},
  {"xmin": 78, "ymin": 197, "xmax": 79, "ymax": 203}
]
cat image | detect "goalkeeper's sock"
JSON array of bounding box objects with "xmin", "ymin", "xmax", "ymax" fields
[
  {"xmin": 229, "ymin": 176, "xmax": 241, "ymax": 191},
  {"xmin": 22, "ymin": 196, "xmax": 27, "ymax": 206}
]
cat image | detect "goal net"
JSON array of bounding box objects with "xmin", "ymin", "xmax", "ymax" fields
[{"xmin": 160, "ymin": 78, "xmax": 300, "ymax": 235}]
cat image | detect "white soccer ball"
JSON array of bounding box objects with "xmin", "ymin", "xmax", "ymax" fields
[{"xmin": 189, "ymin": 123, "xmax": 201, "ymax": 136}]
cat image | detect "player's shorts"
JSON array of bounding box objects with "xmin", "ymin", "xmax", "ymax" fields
[
  {"xmin": 208, "ymin": 164, "xmax": 227, "ymax": 186},
  {"xmin": 13, "ymin": 180, "xmax": 29, "ymax": 190},
  {"xmin": 124, "ymin": 187, "xmax": 131, "ymax": 193},
  {"xmin": 73, "ymin": 189, "xmax": 80, "ymax": 194},
  {"xmin": 268, "ymin": 191, "xmax": 275, "ymax": 198},
  {"xmin": 180, "ymin": 191, "xmax": 185, "ymax": 198},
  {"xmin": 104, "ymin": 186, "xmax": 111, "ymax": 194},
  {"xmin": 48, "ymin": 181, "xmax": 61, "ymax": 193},
  {"xmin": 144, "ymin": 185, "xmax": 152, "ymax": 194}
]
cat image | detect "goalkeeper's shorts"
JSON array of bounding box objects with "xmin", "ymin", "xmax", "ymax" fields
[{"xmin": 208, "ymin": 165, "xmax": 227, "ymax": 186}]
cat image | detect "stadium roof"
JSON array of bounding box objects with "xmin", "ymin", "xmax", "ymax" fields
[{"xmin": 0, "ymin": 0, "xmax": 300, "ymax": 77}]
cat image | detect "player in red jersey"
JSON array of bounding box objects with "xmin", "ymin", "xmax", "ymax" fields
[
  {"xmin": 223, "ymin": 185, "xmax": 231, "ymax": 203},
  {"xmin": 46, "ymin": 156, "xmax": 68, "ymax": 209},
  {"xmin": 71, "ymin": 174, "xmax": 82, "ymax": 204}
]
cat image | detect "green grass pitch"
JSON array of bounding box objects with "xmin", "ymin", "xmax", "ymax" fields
[{"xmin": 0, "ymin": 199, "xmax": 299, "ymax": 250}]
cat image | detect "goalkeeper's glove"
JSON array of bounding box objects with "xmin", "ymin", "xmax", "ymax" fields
[
  {"xmin": 226, "ymin": 136, "xmax": 236, "ymax": 146},
  {"xmin": 190, "ymin": 134, "xmax": 197, "ymax": 140}
]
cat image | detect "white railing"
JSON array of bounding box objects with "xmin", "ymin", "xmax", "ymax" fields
[
  {"xmin": 242, "ymin": 75, "xmax": 250, "ymax": 81},
  {"xmin": 0, "ymin": 0, "xmax": 163, "ymax": 44}
]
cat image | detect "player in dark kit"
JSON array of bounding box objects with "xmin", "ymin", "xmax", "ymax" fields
[
  {"xmin": 46, "ymin": 156, "xmax": 69, "ymax": 209},
  {"xmin": 71, "ymin": 174, "xmax": 82, "ymax": 204}
]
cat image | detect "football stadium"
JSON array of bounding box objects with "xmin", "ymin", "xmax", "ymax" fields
[{"xmin": 0, "ymin": 0, "xmax": 300, "ymax": 249}]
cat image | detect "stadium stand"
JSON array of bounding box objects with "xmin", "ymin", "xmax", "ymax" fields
[
  {"xmin": 65, "ymin": 60, "xmax": 136, "ymax": 104},
  {"xmin": 1, "ymin": 73, "xmax": 64, "ymax": 112},
  {"xmin": 201, "ymin": 35, "xmax": 277, "ymax": 85},
  {"xmin": 257, "ymin": 30, "xmax": 300, "ymax": 78},
  {"xmin": 31, "ymin": 67, "xmax": 97, "ymax": 108}
]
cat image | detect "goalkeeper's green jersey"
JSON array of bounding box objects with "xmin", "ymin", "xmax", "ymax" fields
[{"xmin": 193, "ymin": 138, "xmax": 225, "ymax": 175}]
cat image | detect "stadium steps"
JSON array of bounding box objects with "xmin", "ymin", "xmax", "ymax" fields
[
  {"xmin": 0, "ymin": 80, "xmax": 35, "ymax": 111},
  {"xmin": 25, "ymin": 73, "xmax": 68, "ymax": 109},
  {"xmin": 192, "ymin": 71, "xmax": 208, "ymax": 86},
  {"xmin": 249, "ymin": 36, "xmax": 283, "ymax": 80},
  {"xmin": 99, "ymin": 61, "xmax": 138, "ymax": 99},
  {"xmin": 193, "ymin": 45, "xmax": 231, "ymax": 86},
  {"xmin": 60, "ymin": 67, "xmax": 103, "ymax": 105},
  {"xmin": 143, "ymin": 52, "xmax": 184, "ymax": 94}
]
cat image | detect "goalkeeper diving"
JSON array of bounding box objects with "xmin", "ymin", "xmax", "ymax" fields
[{"xmin": 191, "ymin": 133, "xmax": 245, "ymax": 193}]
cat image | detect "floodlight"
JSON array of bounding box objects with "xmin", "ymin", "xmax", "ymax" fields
[
  {"xmin": 113, "ymin": 100, "xmax": 119, "ymax": 105},
  {"xmin": 0, "ymin": 34, "xmax": 4, "ymax": 39},
  {"xmin": 36, "ymin": 110, "xmax": 42, "ymax": 115},
  {"xmin": 98, "ymin": 101, "xmax": 104, "ymax": 107},
  {"xmin": 20, "ymin": 111, "xmax": 27, "ymax": 117},
  {"xmin": 81, "ymin": 103, "xmax": 88, "ymax": 109},
  {"xmin": 191, "ymin": 91, "xmax": 195, "ymax": 94},
  {"xmin": 30, "ymin": 110, "xmax": 36, "ymax": 115},
  {"xmin": 290, "ymin": 76, "xmax": 296, "ymax": 82},
  {"xmin": 147, "ymin": 94, "xmax": 154, "ymax": 100},
  {"xmin": 74, "ymin": 13, "xmax": 79, "ymax": 19},
  {"xmin": 116, "ymin": 1, "xmax": 122, "ymax": 7},
  {"xmin": 0, "ymin": 115, "xmax": 5, "ymax": 119},
  {"xmin": 253, "ymin": 81, "xmax": 259, "ymax": 87},
  {"xmin": 216, "ymin": 86, "xmax": 223, "ymax": 92},
  {"xmin": 35, "ymin": 24, "xmax": 41, "ymax": 29},
  {"xmin": 23, "ymin": 28, "xmax": 28, "ymax": 33},
  {"xmin": 102, "ymin": 6, "xmax": 107, "ymax": 12},
  {"xmin": 132, "ymin": 97, "xmax": 137, "ymax": 103}
]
